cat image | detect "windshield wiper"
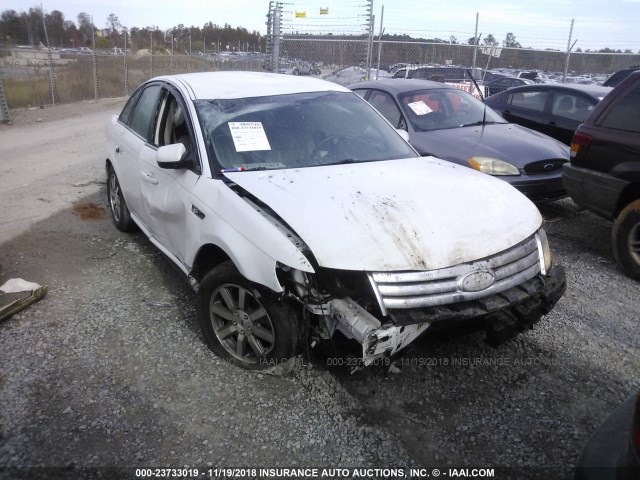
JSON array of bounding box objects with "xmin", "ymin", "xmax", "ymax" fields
[
  {"xmin": 219, "ymin": 165, "xmax": 268, "ymax": 173},
  {"xmin": 461, "ymin": 120, "xmax": 502, "ymax": 127},
  {"xmin": 320, "ymin": 159, "xmax": 360, "ymax": 166}
]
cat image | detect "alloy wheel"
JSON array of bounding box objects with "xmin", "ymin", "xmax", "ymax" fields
[
  {"xmin": 209, "ymin": 284, "xmax": 276, "ymax": 364},
  {"xmin": 109, "ymin": 173, "xmax": 121, "ymax": 223}
]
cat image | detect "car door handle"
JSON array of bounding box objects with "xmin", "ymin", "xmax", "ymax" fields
[
  {"xmin": 546, "ymin": 121, "xmax": 557, "ymax": 127},
  {"xmin": 140, "ymin": 171, "xmax": 158, "ymax": 184},
  {"xmin": 503, "ymin": 110, "xmax": 511, "ymax": 115}
]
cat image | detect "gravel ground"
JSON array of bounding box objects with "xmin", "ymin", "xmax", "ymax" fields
[{"xmin": 0, "ymin": 103, "xmax": 639, "ymax": 480}]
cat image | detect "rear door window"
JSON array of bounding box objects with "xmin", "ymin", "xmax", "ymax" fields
[
  {"xmin": 443, "ymin": 69, "xmax": 466, "ymax": 82},
  {"xmin": 599, "ymin": 83, "xmax": 640, "ymax": 133},
  {"xmin": 509, "ymin": 90, "xmax": 549, "ymax": 112},
  {"xmin": 551, "ymin": 93, "xmax": 596, "ymax": 122}
]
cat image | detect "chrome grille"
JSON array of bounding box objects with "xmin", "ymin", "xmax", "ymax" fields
[{"xmin": 369, "ymin": 235, "xmax": 542, "ymax": 311}]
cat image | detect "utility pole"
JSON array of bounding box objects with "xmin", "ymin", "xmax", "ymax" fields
[
  {"xmin": 375, "ymin": 6, "xmax": 384, "ymax": 80},
  {"xmin": 272, "ymin": 2, "xmax": 282, "ymax": 70},
  {"xmin": 471, "ymin": 12, "xmax": 479, "ymax": 76},
  {"xmin": 41, "ymin": 4, "xmax": 60, "ymax": 104},
  {"xmin": 0, "ymin": 80, "xmax": 11, "ymax": 124},
  {"xmin": 150, "ymin": 31, "xmax": 154, "ymax": 77},
  {"xmin": 266, "ymin": 1, "xmax": 273, "ymax": 70},
  {"xmin": 92, "ymin": 17, "xmax": 98, "ymax": 99},
  {"xmin": 124, "ymin": 27, "xmax": 129, "ymax": 96},
  {"xmin": 365, "ymin": 0, "xmax": 374, "ymax": 79},
  {"xmin": 563, "ymin": 19, "xmax": 576, "ymax": 83}
]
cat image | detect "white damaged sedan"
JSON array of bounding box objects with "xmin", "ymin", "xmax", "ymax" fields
[{"xmin": 104, "ymin": 71, "xmax": 566, "ymax": 370}]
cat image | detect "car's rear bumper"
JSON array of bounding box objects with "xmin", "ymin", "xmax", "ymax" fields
[{"xmin": 563, "ymin": 164, "xmax": 630, "ymax": 219}]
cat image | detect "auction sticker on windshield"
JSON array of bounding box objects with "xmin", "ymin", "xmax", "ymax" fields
[
  {"xmin": 228, "ymin": 122, "xmax": 271, "ymax": 152},
  {"xmin": 407, "ymin": 101, "xmax": 432, "ymax": 115}
]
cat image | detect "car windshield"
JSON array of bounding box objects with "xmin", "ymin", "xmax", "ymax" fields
[
  {"xmin": 398, "ymin": 88, "xmax": 507, "ymax": 132},
  {"xmin": 194, "ymin": 91, "xmax": 417, "ymax": 172}
]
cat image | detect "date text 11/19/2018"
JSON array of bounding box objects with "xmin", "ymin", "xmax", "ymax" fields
[{"xmin": 134, "ymin": 467, "xmax": 496, "ymax": 478}]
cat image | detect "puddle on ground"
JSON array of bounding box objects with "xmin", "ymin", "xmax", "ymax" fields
[{"xmin": 72, "ymin": 202, "xmax": 107, "ymax": 221}]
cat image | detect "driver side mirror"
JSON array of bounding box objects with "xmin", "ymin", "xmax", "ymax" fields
[{"xmin": 156, "ymin": 143, "xmax": 188, "ymax": 169}]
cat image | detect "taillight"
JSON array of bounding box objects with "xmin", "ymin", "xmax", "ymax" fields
[{"xmin": 570, "ymin": 131, "xmax": 592, "ymax": 163}]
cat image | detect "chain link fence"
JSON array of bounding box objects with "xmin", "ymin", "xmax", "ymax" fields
[
  {"xmin": 2, "ymin": 41, "xmax": 639, "ymax": 109},
  {"xmin": 0, "ymin": 47, "xmax": 269, "ymax": 108},
  {"xmin": 278, "ymin": 37, "xmax": 640, "ymax": 80}
]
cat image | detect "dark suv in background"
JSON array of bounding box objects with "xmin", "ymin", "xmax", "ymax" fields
[
  {"xmin": 603, "ymin": 66, "xmax": 639, "ymax": 88},
  {"xmin": 563, "ymin": 71, "xmax": 640, "ymax": 279}
]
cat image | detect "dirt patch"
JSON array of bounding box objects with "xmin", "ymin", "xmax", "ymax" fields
[
  {"xmin": 72, "ymin": 202, "xmax": 107, "ymax": 221},
  {"xmin": 0, "ymin": 96, "xmax": 126, "ymax": 129},
  {"xmin": 0, "ymin": 96, "xmax": 125, "ymax": 245}
]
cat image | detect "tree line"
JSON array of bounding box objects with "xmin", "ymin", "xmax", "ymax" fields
[
  {"xmin": 0, "ymin": 6, "xmax": 635, "ymax": 55},
  {"xmin": 0, "ymin": 6, "xmax": 264, "ymax": 53}
]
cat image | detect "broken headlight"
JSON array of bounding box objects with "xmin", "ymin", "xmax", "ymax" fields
[{"xmin": 535, "ymin": 227, "xmax": 552, "ymax": 275}]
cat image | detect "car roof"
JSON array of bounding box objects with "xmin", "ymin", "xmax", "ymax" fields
[
  {"xmin": 348, "ymin": 78, "xmax": 458, "ymax": 93},
  {"xmin": 628, "ymin": 70, "xmax": 640, "ymax": 81},
  {"xmin": 487, "ymin": 75, "xmax": 523, "ymax": 81},
  {"xmin": 154, "ymin": 71, "xmax": 349, "ymax": 100},
  {"xmin": 497, "ymin": 82, "xmax": 612, "ymax": 98},
  {"xmin": 603, "ymin": 67, "xmax": 640, "ymax": 87}
]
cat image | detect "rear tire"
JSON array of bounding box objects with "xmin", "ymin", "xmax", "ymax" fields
[
  {"xmin": 612, "ymin": 199, "xmax": 640, "ymax": 280},
  {"xmin": 107, "ymin": 166, "xmax": 136, "ymax": 232},
  {"xmin": 197, "ymin": 261, "xmax": 303, "ymax": 370}
]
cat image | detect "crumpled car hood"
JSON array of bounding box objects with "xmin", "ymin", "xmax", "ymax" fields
[{"xmin": 225, "ymin": 157, "xmax": 542, "ymax": 272}]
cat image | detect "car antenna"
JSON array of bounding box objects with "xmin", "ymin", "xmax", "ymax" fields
[{"xmin": 467, "ymin": 68, "xmax": 487, "ymax": 126}]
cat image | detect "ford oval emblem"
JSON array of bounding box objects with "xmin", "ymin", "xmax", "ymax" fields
[{"xmin": 458, "ymin": 270, "xmax": 496, "ymax": 292}]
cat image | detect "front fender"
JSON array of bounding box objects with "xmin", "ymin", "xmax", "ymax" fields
[
  {"xmin": 611, "ymin": 162, "xmax": 640, "ymax": 183},
  {"xmin": 187, "ymin": 177, "xmax": 314, "ymax": 293}
]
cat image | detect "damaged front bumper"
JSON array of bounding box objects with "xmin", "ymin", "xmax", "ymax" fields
[
  {"xmin": 326, "ymin": 297, "xmax": 431, "ymax": 365},
  {"xmin": 320, "ymin": 265, "xmax": 566, "ymax": 366}
]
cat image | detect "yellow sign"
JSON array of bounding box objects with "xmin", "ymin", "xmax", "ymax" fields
[
  {"xmin": 320, "ymin": 7, "xmax": 329, "ymax": 14},
  {"xmin": 295, "ymin": 11, "xmax": 306, "ymax": 18}
]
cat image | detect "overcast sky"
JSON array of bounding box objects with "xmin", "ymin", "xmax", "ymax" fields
[{"xmin": 3, "ymin": 0, "xmax": 640, "ymax": 51}]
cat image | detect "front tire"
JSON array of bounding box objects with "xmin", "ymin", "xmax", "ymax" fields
[
  {"xmin": 107, "ymin": 166, "xmax": 136, "ymax": 232},
  {"xmin": 612, "ymin": 199, "xmax": 640, "ymax": 280},
  {"xmin": 197, "ymin": 261, "xmax": 303, "ymax": 370}
]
